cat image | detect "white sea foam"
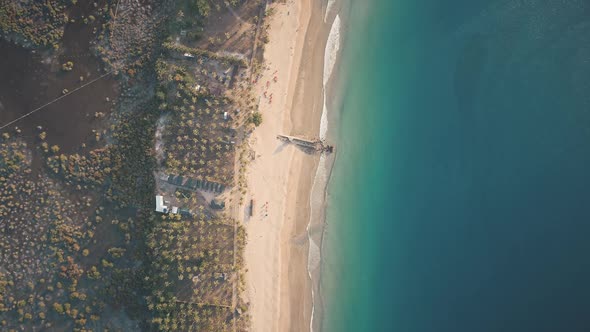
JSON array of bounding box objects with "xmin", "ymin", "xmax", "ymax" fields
[
  {"xmin": 308, "ymin": 238, "xmax": 322, "ymax": 272},
  {"xmin": 325, "ymin": 0, "xmax": 337, "ymax": 22},
  {"xmin": 308, "ymin": 13, "xmax": 342, "ymax": 332},
  {"xmin": 307, "ymin": 236, "xmax": 321, "ymax": 332},
  {"xmin": 323, "ymin": 15, "xmax": 341, "ymax": 88},
  {"xmin": 308, "ymin": 153, "xmax": 329, "ymax": 332},
  {"xmin": 308, "ymin": 154, "xmax": 329, "ymax": 273},
  {"xmin": 320, "ymin": 95, "xmax": 329, "ymax": 140},
  {"xmin": 320, "ymin": 14, "xmax": 341, "ymax": 141}
]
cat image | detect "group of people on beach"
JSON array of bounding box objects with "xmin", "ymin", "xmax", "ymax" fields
[
  {"xmin": 261, "ymin": 201, "xmax": 269, "ymax": 218},
  {"xmin": 255, "ymin": 67, "xmax": 279, "ymax": 105}
]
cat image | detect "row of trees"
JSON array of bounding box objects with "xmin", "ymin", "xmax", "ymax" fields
[
  {"xmin": 144, "ymin": 212, "xmax": 249, "ymax": 331},
  {"xmin": 156, "ymin": 59, "xmax": 236, "ymax": 184}
]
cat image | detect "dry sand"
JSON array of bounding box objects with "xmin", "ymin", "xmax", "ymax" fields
[{"xmin": 243, "ymin": 0, "xmax": 329, "ymax": 331}]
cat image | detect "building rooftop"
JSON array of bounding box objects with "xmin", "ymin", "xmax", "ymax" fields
[{"xmin": 155, "ymin": 195, "xmax": 168, "ymax": 213}]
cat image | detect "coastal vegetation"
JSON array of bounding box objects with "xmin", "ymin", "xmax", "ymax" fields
[
  {"xmin": 61, "ymin": 61, "xmax": 74, "ymax": 71},
  {"xmin": 0, "ymin": 0, "xmax": 266, "ymax": 330},
  {"xmin": 0, "ymin": 0, "xmax": 113, "ymax": 49},
  {"xmin": 145, "ymin": 213, "xmax": 248, "ymax": 331},
  {"xmin": 163, "ymin": 41, "xmax": 248, "ymax": 67},
  {"xmin": 0, "ymin": 0, "xmax": 69, "ymax": 48},
  {"xmin": 155, "ymin": 59, "xmax": 236, "ymax": 184},
  {"xmin": 95, "ymin": 0, "xmax": 169, "ymax": 71},
  {"xmin": 250, "ymin": 112, "xmax": 263, "ymax": 126},
  {"xmin": 0, "ymin": 138, "xmax": 140, "ymax": 330}
]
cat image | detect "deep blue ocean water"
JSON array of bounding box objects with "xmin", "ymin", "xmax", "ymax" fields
[{"xmin": 321, "ymin": 0, "xmax": 590, "ymax": 331}]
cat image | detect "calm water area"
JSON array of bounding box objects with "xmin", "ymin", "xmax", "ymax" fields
[{"xmin": 322, "ymin": 0, "xmax": 590, "ymax": 331}]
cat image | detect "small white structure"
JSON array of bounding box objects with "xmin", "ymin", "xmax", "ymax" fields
[
  {"xmin": 183, "ymin": 53, "xmax": 195, "ymax": 58},
  {"xmin": 223, "ymin": 111, "xmax": 228, "ymax": 120},
  {"xmin": 155, "ymin": 195, "xmax": 168, "ymax": 213},
  {"xmin": 194, "ymin": 84, "xmax": 201, "ymax": 92},
  {"xmin": 214, "ymin": 272, "xmax": 228, "ymax": 281},
  {"xmin": 171, "ymin": 206, "xmax": 179, "ymax": 214}
]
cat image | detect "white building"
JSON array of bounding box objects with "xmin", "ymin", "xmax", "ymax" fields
[{"xmin": 155, "ymin": 195, "xmax": 168, "ymax": 213}]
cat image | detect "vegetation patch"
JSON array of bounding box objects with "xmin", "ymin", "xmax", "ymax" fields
[
  {"xmin": 0, "ymin": 0, "xmax": 69, "ymax": 48},
  {"xmin": 0, "ymin": 0, "xmax": 266, "ymax": 330},
  {"xmin": 156, "ymin": 59, "xmax": 236, "ymax": 184}
]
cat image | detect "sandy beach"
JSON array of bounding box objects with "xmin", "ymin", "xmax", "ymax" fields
[{"xmin": 243, "ymin": 0, "xmax": 330, "ymax": 331}]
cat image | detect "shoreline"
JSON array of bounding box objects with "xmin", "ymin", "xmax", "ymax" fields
[
  {"xmin": 243, "ymin": 0, "xmax": 343, "ymax": 331},
  {"xmin": 310, "ymin": 3, "xmax": 345, "ymax": 329}
]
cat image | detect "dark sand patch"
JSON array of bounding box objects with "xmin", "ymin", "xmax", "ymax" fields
[{"xmin": 0, "ymin": 6, "xmax": 117, "ymax": 156}]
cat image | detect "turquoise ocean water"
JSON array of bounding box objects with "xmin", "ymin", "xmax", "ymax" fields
[{"xmin": 321, "ymin": 0, "xmax": 590, "ymax": 331}]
